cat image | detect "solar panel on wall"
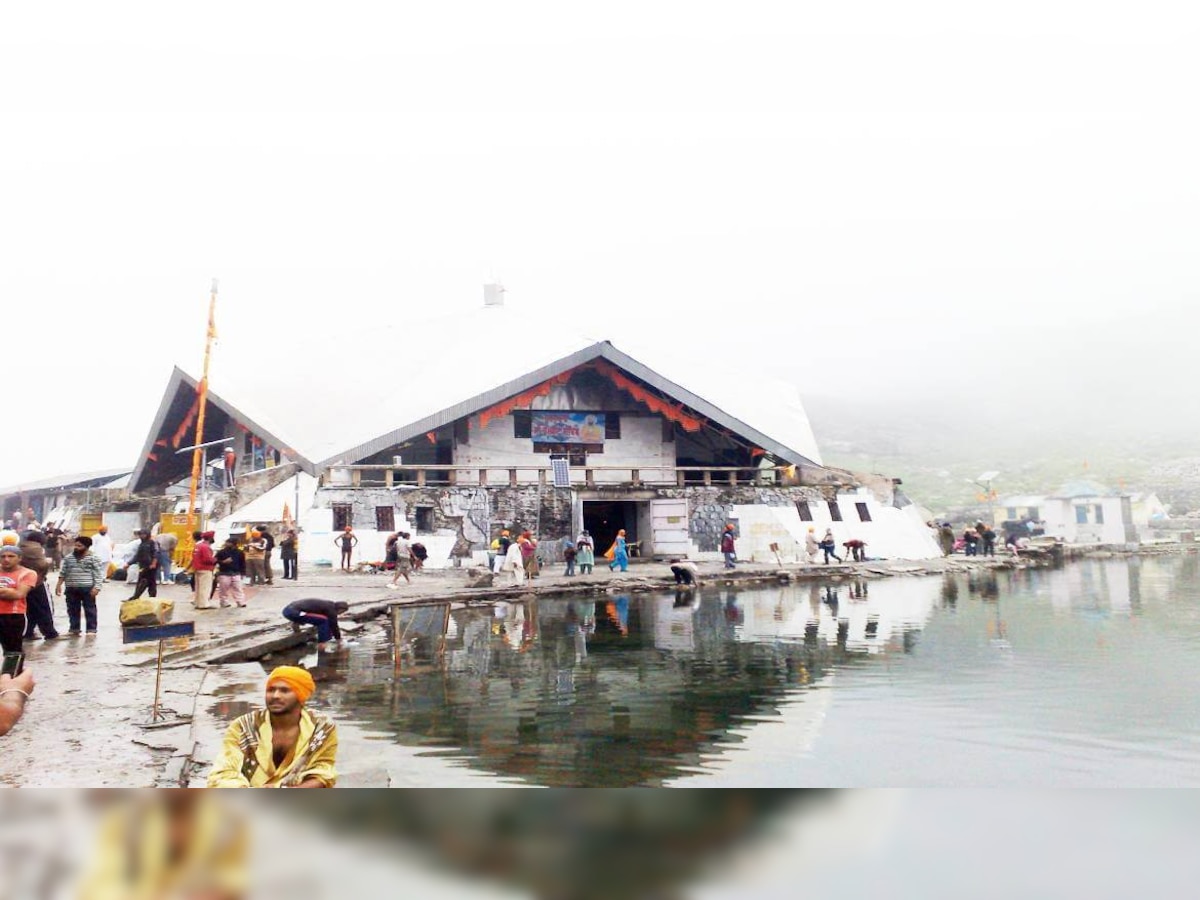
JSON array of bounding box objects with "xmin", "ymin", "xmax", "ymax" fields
[{"xmin": 551, "ymin": 456, "xmax": 571, "ymax": 488}]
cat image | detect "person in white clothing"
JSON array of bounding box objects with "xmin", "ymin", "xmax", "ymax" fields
[
  {"xmin": 90, "ymin": 526, "xmax": 114, "ymax": 577},
  {"xmin": 501, "ymin": 540, "xmax": 525, "ymax": 586}
]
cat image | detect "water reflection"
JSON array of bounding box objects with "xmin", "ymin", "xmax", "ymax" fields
[
  {"xmin": 312, "ymin": 579, "xmax": 936, "ymax": 787},
  {"xmin": 291, "ymin": 554, "xmax": 1200, "ymax": 787}
]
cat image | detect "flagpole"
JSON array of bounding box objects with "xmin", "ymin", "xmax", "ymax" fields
[{"xmin": 187, "ymin": 279, "xmax": 218, "ymax": 535}]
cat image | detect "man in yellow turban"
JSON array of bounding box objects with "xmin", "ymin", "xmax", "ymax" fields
[{"xmin": 206, "ymin": 665, "xmax": 338, "ymax": 788}]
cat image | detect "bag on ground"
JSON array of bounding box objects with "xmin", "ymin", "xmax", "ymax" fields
[{"xmin": 119, "ymin": 598, "xmax": 175, "ymax": 627}]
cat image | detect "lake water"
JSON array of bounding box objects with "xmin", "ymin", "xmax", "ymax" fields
[{"xmin": 294, "ymin": 554, "xmax": 1200, "ymax": 787}]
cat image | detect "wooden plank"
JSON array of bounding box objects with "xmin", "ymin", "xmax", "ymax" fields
[
  {"xmin": 384, "ymin": 469, "xmax": 393, "ymax": 488},
  {"xmin": 417, "ymin": 469, "xmax": 427, "ymax": 488}
]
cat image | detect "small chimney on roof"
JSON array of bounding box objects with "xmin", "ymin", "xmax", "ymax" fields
[{"xmin": 483, "ymin": 283, "xmax": 505, "ymax": 307}]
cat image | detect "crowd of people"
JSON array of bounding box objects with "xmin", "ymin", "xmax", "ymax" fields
[
  {"xmin": 1, "ymin": 510, "xmax": 345, "ymax": 774},
  {"xmin": 929, "ymin": 520, "xmax": 1034, "ymax": 557}
]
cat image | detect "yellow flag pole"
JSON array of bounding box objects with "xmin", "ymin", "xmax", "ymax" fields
[{"xmin": 187, "ymin": 280, "xmax": 218, "ymax": 536}]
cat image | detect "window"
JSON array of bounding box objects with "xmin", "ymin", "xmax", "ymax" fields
[
  {"xmin": 855, "ymin": 502, "xmax": 872, "ymax": 522},
  {"xmin": 332, "ymin": 503, "xmax": 353, "ymax": 531},
  {"xmin": 1007, "ymin": 507, "xmax": 1018, "ymax": 519},
  {"xmin": 513, "ymin": 411, "xmax": 532, "ymax": 439},
  {"xmin": 796, "ymin": 500, "xmax": 813, "ymax": 522},
  {"xmin": 605, "ymin": 414, "xmax": 621, "ymax": 440},
  {"xmin": 1094, "ymin": 504, "xmax": 1105, "ymax": 524},
  {"xmin": 1028, "ymin": 507, "xmax": 1040, "ymax": 521},
  {"xmin": 375, "ymin": 506, "xmax": 395, "ymax": 531},
  {"xmin": 414, "ymin": 507, "xmax": 434, "ymax": 533},
  {"xmin": 1075, "ymin": 506, "xmax": 1088, "ymax": 524},
  {"xmin": 828, "ymin": 501, "xmax": 843, "ymax": 522}
]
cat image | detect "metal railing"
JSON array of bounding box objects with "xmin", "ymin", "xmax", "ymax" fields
[{"xmin": 326, "ymin": 463, "xmax": 793, "ymax": 489}]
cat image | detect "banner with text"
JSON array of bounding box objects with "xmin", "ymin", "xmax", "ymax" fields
[{"xmin": 531, "ymin": 413, "xmax": 605, "ymax": 444}]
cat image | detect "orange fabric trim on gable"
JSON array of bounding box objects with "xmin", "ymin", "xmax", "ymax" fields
[
  {"xmin": 591, "ymin": 360, "xmax": 706, "ymax": 432},
  {"xmin": 477, "ymin": 371, "xmax": 573, "ymax": 430},
  {"xmin": 170, "ymin": 392, "xmax": 202, "ymax": 449}
]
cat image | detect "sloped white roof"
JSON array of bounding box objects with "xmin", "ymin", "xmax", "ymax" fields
[
  {"xmin": 0, "ymin": 468, "xmax": 132, "ymax": 497},
  {"xmin": 209, "ymin": 472, "xmax": 319, "ymax": 534},
  {"xmin": 609, "ymin": 334, "xmax": 823, "ymax": 466},
  {"xmin": 175, "ymin": 303, "xmax": 825, "ymax": 470}
]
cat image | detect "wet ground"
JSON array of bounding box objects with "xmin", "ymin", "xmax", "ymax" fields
[{"xmin": 6, "ymin": 552, "xmax": 1192, "ymax": 787}]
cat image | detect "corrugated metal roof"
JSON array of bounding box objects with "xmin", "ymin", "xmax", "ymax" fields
[{"xmin": 0, "ymin": 468, "xmax": 132, "ymax": 497}]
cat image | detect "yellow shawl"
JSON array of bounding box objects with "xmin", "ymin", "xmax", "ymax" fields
[{"xmin": 206, "ymin": 707, "xmax": 338, "ymax": 788}]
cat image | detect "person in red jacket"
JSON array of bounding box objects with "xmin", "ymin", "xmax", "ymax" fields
[
  {"xmin": 191, "ymin": 531, "xmax": 218, "ymax": 610},
  {"xmin": 0, "ymin": 546, "xmax": 37, "ymax": 654}
]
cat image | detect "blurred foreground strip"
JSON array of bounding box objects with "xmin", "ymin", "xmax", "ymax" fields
[{"xmin": 3, "ymin": 791, "xmax": 1196, "ymax": 899}]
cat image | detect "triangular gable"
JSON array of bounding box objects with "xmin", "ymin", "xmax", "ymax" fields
[
  {"xmin": 129, "ymin": 367, "xmax": 315, "ymax": 494},
  {"xmin": 319, "ymin": 342, "xmax": 822, "ymax": 469}
]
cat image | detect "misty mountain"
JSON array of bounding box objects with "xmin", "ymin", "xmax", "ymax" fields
[{"xmin": 805, "ymin": 388, "xmax": 1200, "ymax": 516}]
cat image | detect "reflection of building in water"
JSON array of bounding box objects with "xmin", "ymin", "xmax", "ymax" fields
[
  {"xmin": 1047, "ymin": 559, "xmax": 1141, "ymax": 616},
  {"xmin": 330, "ymin": 584, "xmax": 937, "ymax": 786},
  {"xmin": 732, "ymin": 578, "xmax": 937, "ymax": 655}
]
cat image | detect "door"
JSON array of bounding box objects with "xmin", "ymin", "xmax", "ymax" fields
[{"xmin": 651, "ymin": 499, "xmax": 691, "ymax": 557}]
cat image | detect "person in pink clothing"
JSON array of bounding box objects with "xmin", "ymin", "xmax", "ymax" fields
[{"xmin": 214, "ymin": 537, "xmax": 247, "ymax": 608}]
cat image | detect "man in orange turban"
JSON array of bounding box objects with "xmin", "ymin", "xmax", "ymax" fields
[{"xmin": 206, "ymin": 665, "xmax": 338, "ymax": 788}]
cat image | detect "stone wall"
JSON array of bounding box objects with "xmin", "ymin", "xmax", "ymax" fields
[
  {"xmin": 313, "ymin": 484, "xmax": 575, "ymax": 558},
  {"xmin": 210, "ymin": 463, "xmax": 301, "ymax": 521},
  {"xmin": 654, "ymin": 485, "xmax": 827, "ymax": 552},
  {"xmin": 315, "ymin": 483, "xmax": 830, "ymax": 557}
]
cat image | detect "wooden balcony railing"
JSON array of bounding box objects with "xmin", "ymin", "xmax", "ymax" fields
[{"xmin": 325, "ymin": 464, "xmax": 792, "ymax": 489}]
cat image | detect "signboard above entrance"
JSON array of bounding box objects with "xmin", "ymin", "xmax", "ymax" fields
[{"xmin": 531, "ymin": 413, "xmax": 605, "ymax": 445}]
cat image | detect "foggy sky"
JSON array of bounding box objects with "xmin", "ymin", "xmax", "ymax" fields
[{"xmin": 2, "ymin": 2, "xmax": 1196, "ymax": 486}]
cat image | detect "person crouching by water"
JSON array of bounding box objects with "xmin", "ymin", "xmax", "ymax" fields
[
  {"xmin": 670, "ymin": 559, "xmax": 701, "ymax": 586},
  {"xmin": 282, "ymin": 599, "xmax": 349, "ymax": 651},
  {"xmin": 206, "ymin": 666, "xmax": 338, "ymax": 788},
  {"xmin": 842, "ymin": 538, "xmax": 867, "ymax": 562}
]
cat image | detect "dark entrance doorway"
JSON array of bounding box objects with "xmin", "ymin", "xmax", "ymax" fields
[{"xmin": 583, "ymin": 501, "xmax": 640, "ymax": 560}]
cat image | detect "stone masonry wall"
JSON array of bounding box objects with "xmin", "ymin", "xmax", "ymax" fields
[
  {"xmin": 317, "ymin": 483, "xmax": 829, "ymax": 556},
  {"xmin": 315, "ymin": 485, "xmax": 574, "ymax": 558},
  {"xmin": 654, "ymin": 485, "xmax": 827, "ymax": 552}
]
